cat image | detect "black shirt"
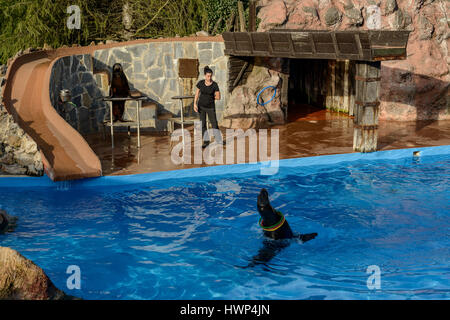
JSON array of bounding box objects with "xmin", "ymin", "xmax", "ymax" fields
[{"xmin": 196, "ymin": 80, "xmax": 219, "ymax": 109}]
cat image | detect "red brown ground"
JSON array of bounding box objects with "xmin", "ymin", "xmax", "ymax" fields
[{"xmin": 84, "ymin": 105, "xmax": 450, "ymax": 176}]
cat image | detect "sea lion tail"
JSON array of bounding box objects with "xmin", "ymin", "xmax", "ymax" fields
[{"xmin": 299, "ymin": 233, "xmax": 318, "ymax": 243}]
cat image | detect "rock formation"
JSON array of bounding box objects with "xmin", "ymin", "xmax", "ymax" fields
[
  {"xmin": 0, "ymin": 62, "xmax": 44, "ymax": 176},
  {"xmin": 0, "ymin": 247, "xmax": 77, "ymax": 300},
  {"xmin": 221, "ymin": 0, "xmax": 449, "ymax": 127}
]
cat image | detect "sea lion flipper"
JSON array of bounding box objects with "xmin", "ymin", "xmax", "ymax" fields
[{"xmin": 298, "ymin": 232, "xmax": 318, "ymax": 243}]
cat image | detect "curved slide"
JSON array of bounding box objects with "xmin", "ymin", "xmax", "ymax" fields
[{"xmin": 2, "ymin": 49, "xmax": 102, "ymax": 181}]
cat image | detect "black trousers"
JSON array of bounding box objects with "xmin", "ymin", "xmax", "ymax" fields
[{"xmin": 199, "ymin": 107, "xmax": 221, "ymax": 142}]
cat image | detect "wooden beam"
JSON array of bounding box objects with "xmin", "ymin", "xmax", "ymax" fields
[
  {"xmin": 211, "ymin": 17, "xmax": 223, "ymax": 35},
  {"xmin": 309, "ymin": 33, "xmax": 317, "ymax": 54},
  {"xmin": 249, "ymin": 0, "xmax": 257, "ymax": 32},
  {"xmin": 330, "ymin": 32, "xmax": 340, "ymax": 59},
  {"xmin": 225, "ymin": 12, "xmax": 236, "ymax": 32},
  {"xmin": 354, "ymin": 34, "xmax": 364, "ymax": 59},
  {"xmin": 232, "ymin": 61, "xmax": 249, "ymax": 88},
  {"xmin": 238, "ymin": 1, "xmax": 246, "ymax": 32}
]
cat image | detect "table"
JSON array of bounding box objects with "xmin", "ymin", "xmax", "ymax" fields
[
  {"xmin": 102, "ymin": 96, "xmax": 148, "ymax": 148},
  {"xmin": 171, "ymin": 95, "xmax": 195, "ymax": 162}
]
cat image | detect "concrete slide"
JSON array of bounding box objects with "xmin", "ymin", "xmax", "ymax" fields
[{"xmin": 1, "ymin": 48, "xmax": 102, "ymax": 181}]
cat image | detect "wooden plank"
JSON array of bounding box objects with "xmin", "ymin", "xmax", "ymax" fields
[
  {"xmin": 313, "ymin": 33, "xmax": 333, "ymax": 43},
  {"xmin": 267, "ymin": 32, "xmax": 274, "ymax": 55},
  {"xmin": 235, "ymin": 41, "xmax": 252, "ymax": 53},
  {"xmin": 372, "ymin": 47, "xmax": 406, "ymax": 60},
  {"xmin": 331, "ymin": 32, "xmax": 340, "ymax": 57},
  {"xmin": 338, "ymin": 43, "xmax": 357, "ymax": 54},
  {"xmin": 335, "ymin": 32, "xmax": 358, "ymax": 43},
  {"xmin": 293, "ymin": 43, "xmax": 313, "ymax": 53},
  {"xmin": 232, "ymin": 61, "xmax": 249, "ymax": 87},
  {"xmin": 354, "ymin": 34, "xmax": 364, "ymax": 59},
  {"xmin": 349, "ymin": 60, "xmax": 356, "ymax": 116},
  {"xmin": 343, "ymin": 60, "xmax": 350, "ymax": 113},
  {"xmin": 315, "ymin": 43, "xmax": 336, "ymax": 54},
  {"xmin": 334, "ymin": 60, "xmax": 343, "ymax": 111},
  {"xmin": 222, "ymin": 31, "xmax": 409, "ymax": 61},
  {"xmin": 309, "ymin": 33, "xmax": 317, "ymax": 54},
  {"xmin": 234, "ymin": 32, "xmax": 251, "ymax": 41},
  {"xmin": 325, "ymin": 60, "xmax": 334, "ymax": 110},
  {"xmin": 368, "ymin": 30, "xmax": 410, "ymax": 47},
  {"xmin": 287, "ymin": 34, "xmax": 295, "ymax": 55}
]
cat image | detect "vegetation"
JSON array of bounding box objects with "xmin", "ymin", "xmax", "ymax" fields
[{"xmin": 0, "ymin": 0, "xmax": 257, "ymax": 64}]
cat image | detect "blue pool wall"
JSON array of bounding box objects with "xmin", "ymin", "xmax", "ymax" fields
[{"xmin": 0, "ymin": 145, "xmax": 449, "ymax": 189}]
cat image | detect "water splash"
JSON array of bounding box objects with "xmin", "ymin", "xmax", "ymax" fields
[{"xmin": 55, "ymin": 180, "xmax": 72, "ymax": 191}]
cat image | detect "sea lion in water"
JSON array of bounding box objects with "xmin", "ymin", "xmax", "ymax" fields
[
  {"xmin": 0, "ymin": 209, "xmax": 18, "ymax": 234},
  {"xmin": 110, "ymin": 63, "xmax": 130, "ymax": 122},
  {"xmin": 245, "ymin": 189, "xmax": 317, "ymax": 267}
]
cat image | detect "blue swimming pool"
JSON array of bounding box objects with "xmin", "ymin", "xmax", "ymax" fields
[{"xmin": 0, "ymin": 146, "xmax": 449, "ymax": 300}]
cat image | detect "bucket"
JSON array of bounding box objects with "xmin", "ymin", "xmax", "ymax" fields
[{"xmin": 59, "ymin": 89, "xmax": 71, "ymax": 102}]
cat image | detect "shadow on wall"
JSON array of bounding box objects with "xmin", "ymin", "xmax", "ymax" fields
[
  {"xmin": 50, "ymin": 54, "xmax": 109, "ymax": 134},
  {"xmin": 92, "ymin": 57, "xmax": 166, "ymax": 131},
  {"xmin": 380, "ymin": 65, "xmax": 449, "ymax": 123},
  {"xmin": 50, "ymin": 55, "xmax": 168, "ymax": 135}
]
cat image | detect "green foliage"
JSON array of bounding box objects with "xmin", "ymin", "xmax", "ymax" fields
[{"xmin": 0, "ymin": 0, "xmax": 257, "ymax": 64}]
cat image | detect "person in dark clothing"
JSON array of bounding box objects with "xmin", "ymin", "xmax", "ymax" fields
[
  {"xmin": 110, "ymin": 63, "xmax": 130, "ymax": 122},
  {"xmin": 194, "ymin": 66, "xmax": 224, "ymax": 148}
]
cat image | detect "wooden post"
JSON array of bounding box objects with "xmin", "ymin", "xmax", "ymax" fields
[
  {"xmin": 211, "ymin": 17, "xmax": 223, "ymax": 35},
  {"xmin": 238, "ymin": 1, "xmax": 246, "ymax": 32},
  {"xmin": 249, "ymin": 0, "xmax": 257, "ymax": 32},
  {"xmin": 353, "ymin": 61, "xmax": 381, "ymax": 152},
  {"xmin": 234, "ymin": 11, "xmax": 240, "ymax": 31},
  {"xmin": 226, "ymin": 11, "xmax": 236, "ymax": 32}
]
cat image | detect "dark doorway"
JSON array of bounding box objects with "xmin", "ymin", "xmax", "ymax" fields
[{"xmin": 287, "ymin": 59, "xmax": 329, "ymax": 122}]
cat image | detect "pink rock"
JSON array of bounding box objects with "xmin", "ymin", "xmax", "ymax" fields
[{"xmin": 257, "ymin": 0, "xmax": 288, "ymax": 31}]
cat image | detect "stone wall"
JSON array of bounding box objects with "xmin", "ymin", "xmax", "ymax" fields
[
  {"xmin": 93, "ymin": 40, "xmax": 229, "ymax": 130},
  {"xmin": 49, "ymin": 54, "xmax": 108, "ymax": 134},
  {"xmin": 0, "ymin": 64, "xmax": 43, "ymax": 176},
  {"xmin": 247, "ymin": 0, "xmax": 449, "ymax": 122},
  {"xmin": 49, "ymin": 40, "xmax": 229, "ymax": 134}
]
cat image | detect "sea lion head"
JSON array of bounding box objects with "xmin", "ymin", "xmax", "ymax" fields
[
  {"xmin": 0, "ymin": 210, "xmax": 9, "ymax": 232},
  {"xmin": 112, "ymin": 63, "xmax": 123, "ymax": 74},
  {"xmin": 257, "ymin": 188, "xmax": 277, "ymax": 222},
  {"xmin": 0, "ymin": 209, "xmax": 18, "ymax": 233}
]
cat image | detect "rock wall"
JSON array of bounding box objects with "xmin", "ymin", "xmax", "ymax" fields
[
  {"xmin": 0, "ymin": 63, "xmax": 43, "ymax": 176},
  {"xmin": 223, "ymin": 0, "xmax": 449, "ymax": 125},
  {"xmin": 221, "ymin": 57, "xmax": 287, "ymax": 128}
]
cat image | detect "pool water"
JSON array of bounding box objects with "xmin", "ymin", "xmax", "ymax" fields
[{"xmin": 0, "ymin": 151, "xmax": 449, "ymax": 299}]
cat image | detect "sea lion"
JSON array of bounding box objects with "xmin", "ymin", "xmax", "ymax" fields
[
  {"xmin": 110, "ymin": 63, "xmax": 130, "ymax": 122},
  {"xmin": 245, "ymin": 189, "xmax": 317, "ymax": 267},
  {"xmin": 0, "ymin": 209, "xmax": 18, "ymax": 234}
]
